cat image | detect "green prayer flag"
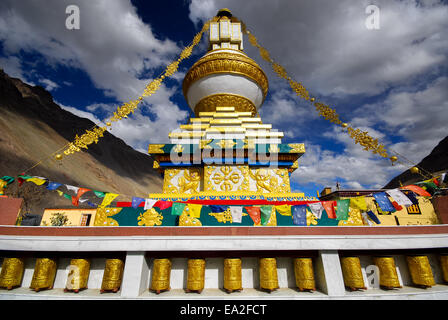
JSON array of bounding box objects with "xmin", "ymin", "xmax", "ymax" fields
[
  {"xmin": 94, "ymin": 191, "xmax": 106, "ymax": 198},
  {"xmin": 336, "ymin": 199, "xmax": 350, "ymax": 220},
  {"xmin": 260, "ymin": 205, "xmax": 273, "ymax": 225},
  {"xmin": 63, "ymin": 193, "xmax": 72, "ymax": 200},
  {"xmin": 171, "ymin": 202, "xmax": 186, "ymax": 216}
]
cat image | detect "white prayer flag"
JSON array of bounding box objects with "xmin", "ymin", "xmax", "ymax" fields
[
  {"xmin": 230, "ymin": 206, "xmax": 243, "ymax": 223},
  {"xmin": 307, "ymin": 202, "xmax": 324, "ymax": 219},
  {"xmin": 144, "ymin": 199, "xmax": 158, "ymax": 210},
  {"xmin": 361, "ymin": 212, "xmax": 374, "ymax": 226},
  {"xmin": 386, "ymin": 189, "xmax": 413, "ymax": 207},
  {"xmin": 65, "ymin": 185, "xmax": 79, "ymax": 194}
]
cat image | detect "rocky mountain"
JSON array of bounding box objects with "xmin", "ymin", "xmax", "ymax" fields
[
  {"xmin": 384, "ymin": 135, "xmax": 448, "ymax": 189},
  {"xmin": 0, "ymin": 69, "xmax": 162, "ymax": 217}
]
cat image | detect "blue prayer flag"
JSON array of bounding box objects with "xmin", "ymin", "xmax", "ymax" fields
[
  {"xmin": 210, "ymin": 205, "xmax": 229, "ymax": 213},
  {"xmin": 292, "ymin": 205, "xmax": 307, "ymax": 226},
  {"xmin": 46, "ymin": 182, "xmax": 62, "ymax": 190},
  {"xmin": 366, "ymin": 211, "xmax": 381, "ymax": 224},
  {"xmin": 373, "ymin": 192, "xmax": 396, "ymax": 212},
  {"xmin": 131, "ymin": 197, "xmax": 145, "ymax": 209}
]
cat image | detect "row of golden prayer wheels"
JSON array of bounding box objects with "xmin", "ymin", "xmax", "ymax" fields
[{"xmin": 0, "ymin": 255, "xmax": 447, "ymax": 294}]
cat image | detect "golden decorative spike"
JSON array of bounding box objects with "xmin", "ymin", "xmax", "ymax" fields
[
  {"xmin": 186, "ymin": 259, "xmax": 206, "ymax": 293},
  {"xmin": 406, "ymin": 256, "xmax": 435, "ymax": 288},
  {"xmin": 30, "ymin": 258, "xmax": 57, "ymax": 292},
  {"xmin": 65, "ymin": 259, "xmax": 91, "ymax": 293},
  {"xmin": 223, "ymin": 258, "xmax": 242, "ymax": 293},
  {"xmin": 373, "ymin": 256, "xmax": 402, "ymax": 289},
  {"xmin": 259, "ymin": 258, "xmax": 279, "ymax": 292},
  {"xmin": 150, "ymin": 258, "xmax": 172, "ymax": 294},
  {"xmin": 0, "ymin": 258, "xmax": 25, "ymax": 290},
  {"xmin": 293, "ymin": 258, "xmax": 316, "ymax": 291},
  {"xmin": 100, "ymin": 259, "xmax": 124, "ymax": 293},
  {"xmin": 341, "ymin": 257, "xmax": 367, "ymax": 291}
]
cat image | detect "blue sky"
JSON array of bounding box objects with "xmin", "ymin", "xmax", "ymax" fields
[{"xmin": 0, "ymin": 0, "xmax": 447, "ymax": 197}]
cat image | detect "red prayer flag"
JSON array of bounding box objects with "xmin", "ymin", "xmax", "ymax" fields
[
  {"xmin": 401, "ymin": 185, "xmax": 431, "ymax": 197},
  {"xmin": 322, "ymin": 201, "xmax": 337, "ymax": 219},
  {"xmin": 391, "ymin": 201, "xmax": 403, "ymax": 211},
  {"xmin": 244, "ymin": 206, "xmax": 261, "ymax": 225},
  {"xmin": 72, "ymin": 188, "xmax": 91, "ymax": 207},
  {"xmin": 154, "ymin": 201, "xmax": 173, "ymax": 210}
]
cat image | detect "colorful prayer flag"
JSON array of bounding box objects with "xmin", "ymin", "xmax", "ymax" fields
[
  {"xmin": 336, "ymin": 199, "xmax": 350, "ymax": 220},
  {"xmin": 367, "ymin": 211, "xmax": 381, "ymax": 224},
  {"xmin": 171, "ymin": 202, "xmax": 186, "ymax": 216},
  {"xmin": 292, "ymin": 205, "xmax": 307, "ymax": 226},
  {"xmin": 230, "ymin": 206, "xmax": 243, "ymax": 223},
  {"xmin": 154, "ymin": 201, "xmax": 173, "ymax": 210},
  {"xmin": 244, "ymin": 206, "xmax": 261, "ymax": 225},
  {"xmin": 46, "ymin": 182, "xmax": 62, "ymax": 190},
  {"xmin": 27, "ymin": 177, "xmax": 47, "ymax": 186},
  {"xmin": 350, "ymin": 196, "xmax": 367, "ymax": 212},
  {"xmin": 99, "ymin": 193, "xmax": 119, "ymax": 208},
  {"xmin": 210, "ymin": 205, "xmax": 229, "ymax": 213},
  {"xmin": 260, "ymin": 205, "xmax": 273, "ymax": 225},
  {"xmin": 322, "ymin": 201, "xmax": 337, "ymax": 219},
  {"xmin": 186, "ymin": 203, "xmax": 202, "ymax": 218},
  {"xmin": 307, "ymin": 202, "xmax": 324, "ymax": 219},
  {"xmin": 385, "ymin": 189, "xmax": 413, "ymax": 207},
  {"xmin": 94, "ymin": 191, "xmax": 106, "ymax": 198},
  {"xmin": 275, "ymin": 204, "xmax": 292, "ymax": 216},
  {"xmin": 402, "ymin": 185, "xmax": 431, "ymax": 197},
  {"xmin": 373, "ymin": 192, "xmax": 396, "ymax": 212},
  {"xmin": 132, "ymin": 197, "xmax": 145, "ymax": 209}
]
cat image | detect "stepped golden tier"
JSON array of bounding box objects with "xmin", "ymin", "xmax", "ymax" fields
[{"xmin": 148, "ymin": 9, "xmax": 306, "ymax": 202}]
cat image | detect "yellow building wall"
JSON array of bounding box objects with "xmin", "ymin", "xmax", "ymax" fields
[
  {"xmin": 41, "ymin": 209, "xmax": 97, "ymax": 226},
  {"xmin": 338, "ymin": 195, "xmax": 439, "ymax": 226}
]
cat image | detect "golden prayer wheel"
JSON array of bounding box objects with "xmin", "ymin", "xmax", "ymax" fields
[
  {"xmin": 64, "ymin": 259, "xmax": 90, "ymax": 293},
  {"xmin": 341, "ymin": 257, "xmax": 366, "ymax": 291},
  {"xmin": 293, "ymin": 258, "xmax": 316, "ymax": 291},
  {"xmin": 259, "ymin": 258, "xmax": 279, "ymax": 292},
  {"xmin": 0, "ymin": 257, "xmax": 25, "ymax": 290},
  {"xmin": 30, "ymin": 258, "xmax": 57, "ymax": 292},
  {"xmin": 441, "ymin": 255, "xmax": 448, "ymax": 283},
  {"xmin": 150, "ymin": 258, "xmax": 171, "ymax": 294},
  {"xmin": 373, "ymin": 256, "xmax": 402, "ymax": 289},
  {"xmin": 186, "ymin": 258, "xmax": 206, "ymax": 293},
  {"xmin": 223, "ymin": 258, "xmax": 242, "ymax": 293},
  {"xmin": 406, "ymin": 255, "xmax": 435, "ymax": 288},
  {"xmin": 100, "ymin": 259, "xmax": 124, "ymax": 293}
]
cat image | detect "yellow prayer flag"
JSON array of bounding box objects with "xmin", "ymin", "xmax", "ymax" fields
[
  {"xmin": 56, "ymin": 190, "xmax": 64, "ymax": 197},
  {"xmin": 99, "ymin": 193, "xmax": 119, "ymax": 208},
  {"xmin": 275, "ymin": 204, "xmax": 292, "ymax": 216},
  {"xmin": 350, "ymin": 196, "xmax": 367, "ymax": 212},
  {"xmin": 27, "ymin": 177, "xmax": 47, "ymax": 186},
  {"xmin": 186, "ymin": 203, "xmax": 202, "ymax": 218}
]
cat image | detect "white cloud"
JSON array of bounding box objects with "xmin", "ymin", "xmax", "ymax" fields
[{"xmin": 40, "ymin": 78, "xmax": 59, "ymax": 91}]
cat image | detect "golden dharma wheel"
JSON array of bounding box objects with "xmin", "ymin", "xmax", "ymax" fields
[
  {"xmin": 341, "ymin": 257, "xmax": 366, "ymax": 291},
  {"xmin": 259, "ymin": 258, "xmax": 279, "ymax": 292},
  {"xmin": 440, "ymin": 255, "xmax": 448, "ymax": 283},
  {"xmin": 406, "ymin": 256, "xmax": 435, "ymax": 288},
  {"xmin": 373, "ymin": 256, "xmax": 401, "ymax": 289},
  {"xmin": 150, "ymin": 258, "xmax": 172, "ymax": 294},
  {"xmin": 65, "ymin": 259, "xmax": 91, "ymax": 293},
  {"xmin": 186, "ymin": 259, "xmax": 206, "ymax": 293},
  {"xmin": 0, "ymin": 257, "xmax": 25, "ymax": 290},
  {"xmin": 223, "ymin": 258, "xmax": 242, "ymax": 293},
  {"xmin": 100, "ymin": 259, "xmax": 124, "ymax": 293},
  {"xmin": 293, "ymin": 258, "xmax": 316, "ymax": 291},
  {"xmin": 30, "ymin": 258, "xmax": 57, "ymax": 292}
]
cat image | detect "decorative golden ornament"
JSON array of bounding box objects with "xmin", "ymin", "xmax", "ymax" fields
[
  {"xmin": 390, "ymin": 156, "xmax": 398, "ymax": 162},
  {"xmin": 440, "ymin": 255, "xmax": 448, "ymax": 283},
  {"xmin": 183, "ymin": 52, "xmax": 269, "ymax": 101},
  {"xmin": 406, "ymin": 256, "xmax": 435, "ymax": 288},
  {"xmin": 341, "ymin": 123, "xmax": 348, "ymax": 128},
  {"xmin": 410, "ymin": 167, "xmax": 419, "ymax": 174},
  {"xmin": 55, "ymin": 154, "xmax": 63, "ymax": 161},
  {"xmin": 137, "ymin": 208, "xmax": 163, "ymax": 226},
  {"xmin": 0, "ymin": 257, "xmax": 25, "ymax": 290},
  {"xmin": 106, "ymin": 122, "xmax": 112, "ymax": 126},
  {"xmin": 310, "ymin": 97, "xmax": 315, "ymax": 102},
  {"xmin": 373, "ymin": 256, "xmax": 402, "ymax": 289},
  {"xmin": 293, "ymin": 258, "xmax": 316, "ymax": 291},
  {"xmin": 259, "ymin": 258, "xmax": 279, "ymax": 292},
  {"xmin": 223, "ymin": 258, "xmax": 243, "ymax": 293},
  {"xmin": 100, "ymin": 259, "xmax": 124, "ymax": 293},
  {"xmin": 65, "ymin": 259, "xmax": 90, "ymax": 293},
  {"xmin": 30, "ymin": 258, "xmax": 57, "ymax": 292},
  {"xmin": 186, "ymin": 259, "xmax": 206, "ymax": 293},
  {"xmin": 341, "ymin": 257, "xmax": 366, "ymax": 291},
  {"xmin": 194, "ymin": 93, "xmax": 257, "ymax": 116},
  {"xmin": 150, "ymin": 258, "xmax": 171, "ymax": 294},
  {"xmin": 179, "ymin": 212, "xmax": 202, "ymax": 226},
  {"xmin": 147, "ymin": 144, "xmax": 165, "ymax": 154}
]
